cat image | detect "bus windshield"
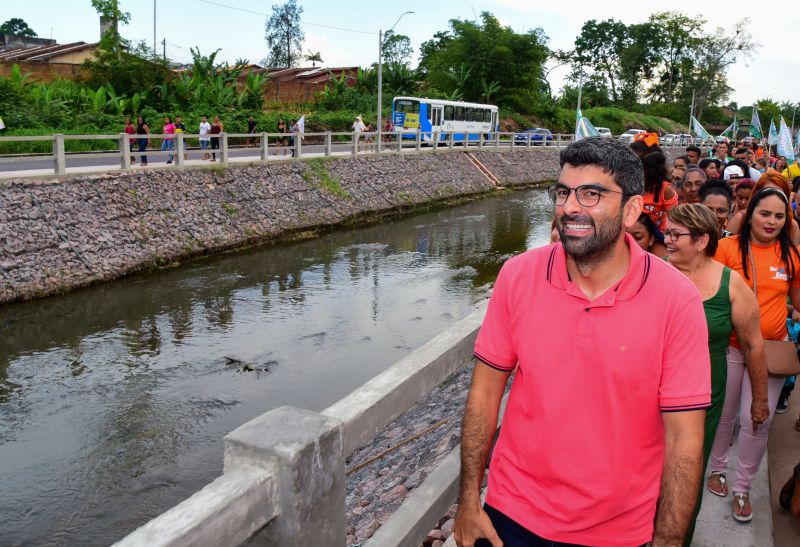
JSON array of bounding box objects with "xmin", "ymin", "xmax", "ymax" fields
[{"xmin": 394, "ymin": 99, "xmax": 419, "ymax": 113}]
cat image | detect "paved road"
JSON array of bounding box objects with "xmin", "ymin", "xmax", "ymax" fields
[{"xmin": 0, "ymin": 143, "xmax": 372, "ymax": 173}]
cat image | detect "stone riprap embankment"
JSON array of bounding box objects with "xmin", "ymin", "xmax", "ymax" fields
[{"xmin": 0, "ymin": 149, "xmax": 560, "ymax": 304}]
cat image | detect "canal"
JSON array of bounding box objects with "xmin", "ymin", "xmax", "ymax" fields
[{"xmin": 0, "ymin": 187, "xmax": 552, "ymax": 546}]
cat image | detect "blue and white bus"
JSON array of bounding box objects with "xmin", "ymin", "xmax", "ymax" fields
[{"xmin": 391, "ymin": 96, "xmax": 499, "ymax": 143}]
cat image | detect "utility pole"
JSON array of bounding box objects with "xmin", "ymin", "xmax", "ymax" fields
[
  {"xmin": 377, "ymin": 29, "xmax": 382, "ymax": 152},
  {"xmin": 153, "ymin": 0, "xmax": 157, "ymax": 59},
  {"xmin": 377, "ymin": 11, "xmax": 413, "ymax": 154},
  {"xmin": 689, "ymin": 89, "xmax": 695, "ymax": 131},
  {"xmin": 162, "ymin": 38, "xmax": 166, "ymax": 61}
]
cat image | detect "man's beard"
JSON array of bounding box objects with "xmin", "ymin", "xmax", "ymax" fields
[{"xmin": 557, "ymin": 208, "xmax": 624, "ymax": 268}]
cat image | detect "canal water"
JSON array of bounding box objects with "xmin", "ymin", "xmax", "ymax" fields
[{"xmin": 0, "ymin": 188, "xmax": 552, "ymax": 546}]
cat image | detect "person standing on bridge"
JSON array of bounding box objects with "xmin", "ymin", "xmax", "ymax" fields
[
  {"xmin": 454, "ymin": 137, "xmax": 710, "ymax": 547},
  {"xmin": 135, "ymin": 116, "xmax": 149, "ymax": 166}
]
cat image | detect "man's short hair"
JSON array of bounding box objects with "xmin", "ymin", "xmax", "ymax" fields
[
  {"xmin": 735, "ymin": 147, "xmax": 749, "ymax": 155},
  {"xmin": 559, "ymin": 137, "xmax": 644, "ymax": 196},
  {"xmin": 686, "ymin": 145, "xmax": 701, "ymax": 155},
  {"xmin": 675, "ymin": 155, "xmax": 690, "ymax": 165}
]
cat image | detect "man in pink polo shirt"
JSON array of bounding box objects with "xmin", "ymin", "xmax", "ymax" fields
[{"xmin": 454, "ymin": 138, "xmax": 710, "ymax": 547}]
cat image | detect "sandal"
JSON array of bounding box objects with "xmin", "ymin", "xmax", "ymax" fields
[
  {"xmin": 733, "ymin": 492, "xmax": 753, "ymax": 523},
  {"xmin": 707, "ymin": 472, "xmax": 728, "ymax": 497}
]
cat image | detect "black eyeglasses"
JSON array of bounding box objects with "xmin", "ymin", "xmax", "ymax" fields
[
  {"xmin": 548, "ymin": 184, "xmax": 628, "ymax": 207},
  {"xmin": 663, "ymin": 229, "xmax": 693, "ymax": 242}
]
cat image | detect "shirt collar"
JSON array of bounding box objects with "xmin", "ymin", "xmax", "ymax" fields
[{"xmin": 546, "ymin": 232, "xmax": 650, "ymax": 305}]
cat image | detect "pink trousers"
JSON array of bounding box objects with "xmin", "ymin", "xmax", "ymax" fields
[{"xmin": 707, "ymin": 345, "xmax": 785, "ymax": 493}]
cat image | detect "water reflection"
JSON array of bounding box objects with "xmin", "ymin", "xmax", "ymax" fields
[{"xmin": 0, "ymin": 188, "xmax": 552, "ymax": 546}]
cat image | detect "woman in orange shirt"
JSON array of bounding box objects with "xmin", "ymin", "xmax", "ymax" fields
[
  {"xmin": 726, "ymin": 172, "xmax": 800, "ymax": 244},
  {"xmin": 709, "ymin": 187, "xmax": 800, "ymax": 522}
]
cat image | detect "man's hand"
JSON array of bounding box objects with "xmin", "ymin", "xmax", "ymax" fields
[
  {"xmin": 454, "ymin": 504, "xmax": 503, "ymax": 547},
  {"xmin": 751, "ymin": 397, "xmax": 770, "ymax": 431}
]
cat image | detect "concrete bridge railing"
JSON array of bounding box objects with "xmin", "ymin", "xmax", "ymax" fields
[{"xmin": 115, "ymin": 302, "xmax": 489, "ymax": 547}]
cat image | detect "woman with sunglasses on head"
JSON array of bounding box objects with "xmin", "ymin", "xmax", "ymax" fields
[
  {"xmin": 707, "ymin": 186, "xmax": 800, "ymax": 523},
  {"xmin": 664, "ymin": 204, "xmax": 767, "ymax": 543}
]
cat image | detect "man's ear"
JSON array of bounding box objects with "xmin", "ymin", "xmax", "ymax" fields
[{"xmin": 623, "ymin": 195, "xmax": 644, "ymax": 229}]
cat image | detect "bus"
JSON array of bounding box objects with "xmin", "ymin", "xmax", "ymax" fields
[{"xmin": 391, "ymin": 96, "xmax": 499, "ymax": 144}]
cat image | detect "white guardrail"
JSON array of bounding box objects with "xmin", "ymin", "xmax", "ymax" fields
[
  {"xmin": 113, "ymin": 305, "xmax": 489, "ymax": 547},
  {"xmin": 0, "ymin": 130, "xmax": 589, "ymax": 176}
]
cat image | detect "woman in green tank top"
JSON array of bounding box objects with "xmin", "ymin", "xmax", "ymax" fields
[{"xmin": 664, "ymin": 204, "xmax": 769, "ymax": 542}]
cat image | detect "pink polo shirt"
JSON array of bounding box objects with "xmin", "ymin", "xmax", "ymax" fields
[{"xmin": 474, "ymin": 234, "xmax": 710, "ymax": 546}]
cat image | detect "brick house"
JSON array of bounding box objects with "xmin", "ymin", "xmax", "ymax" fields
[{"xmin": 258, "ymin": 66, "xmax": 359, "ymax": 103}]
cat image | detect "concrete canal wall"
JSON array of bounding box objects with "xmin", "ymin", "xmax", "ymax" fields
[{"xmin": 0, "ymin": 148, "xmax": 560, "ymax": 304}]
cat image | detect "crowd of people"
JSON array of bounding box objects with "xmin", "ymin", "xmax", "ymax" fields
[
  {"xmin": 121, "ymin": 115, "xmax": 302, "ymax": 165},
  {"xmin": 454, "ymin": 135, "xmax": 800, "ymax": 547}
]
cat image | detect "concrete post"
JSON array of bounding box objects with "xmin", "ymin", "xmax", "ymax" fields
[
  {"xmin": 377, "ymin": 129, "xmax": 382, "ymax": 154},
  {"xmin": 224, "ymin": 406, "xmax": 345, "ymax": 547},
  {"xmin": 396, "ymin": 132, "xmax": 402, "ymax": 154},
  {"xmin": 478, "ymin": 133, "xmax": 484, "ymax": 149},
  {"xmin": 527, "ymin": 133, "xmax": 532, "ymax": 148},
  {"xmin": 511, "ymin": 133, "xmax": 516, "ymax": 149},
  {"xmin": 325, "ymin": 132, "xmax": 332, "ymax": 156},
  {"xmin": 463, "ymin": 132, "xmax": 469, "ymax": 148},
  {"xmin": 448, "ymin": 132, "xmax": 454, "ymax": 150},
  {"xmin": 295, "ymin": 134, "xmax": 302, "ymax": 158},
  {"xmin": 175, "ymin": 133, "xmax": 185, "ymax": 166},
  {"xmin": 494, "ymin": 132, "xmax": 500, "ymax": 149},
  {"xmin": 557, "ymin": 134, "xmax": 562, "ymax": 150},
  {"xmin": 415, "ymin": 129, "xmax": 422, "ymax": 152},
  {"xmin": 432, "ymin": 131, "xmax": 439, "ymax": 152},
  {"xmin": 260, "ymin": 132, "xmax": 269, "ymax": 161},
  {"xmin": 352, "ymin": 131, "xmax": 359, "ymax": 157},
  {"xmin": 119, "ymin": 133, "xmax": 131, "ymax": 170},
  {"xmin": 220, "ymin": 133, "xmax": 229, "ymax": 164},
  {"xmin": 54, "ymin": 133, "xmax": 66, "ymax": 175}
]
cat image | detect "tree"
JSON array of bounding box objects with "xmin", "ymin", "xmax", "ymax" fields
[
  {"xmin": 422, "ymin": 13, "xmax": 549, "ymax": 112},
  {"xmin": 0, "ymin": 18, "xmax": 37, "ymax": 37},
  {"xmin": 617, "ymin": 22, "xmax": 660, "ymax": 107},
  {"xmin": 647, "ymin": 12, "xmax": 704, "ymax": 103},
  {"xmin": 305, "ymin": 50, "xmax": 323, "ymax": 67},
  {"xmin": 574, "ymin": 19, "xmax": 628, "ymax": 103},
  {"xmin": 264, "ymin": 0, "xmax": 304, "ymax": 68},
  {"xmin": 381, "ymin": 31, "xmax": 413, "ymax": 66},
  {"xmin": 690, "ymin": 19, "xmax": 759, "ymax": 121}
]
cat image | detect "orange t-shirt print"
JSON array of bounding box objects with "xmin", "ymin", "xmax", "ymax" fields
[{"xmin": 714, "ymin": 235, "xmax": 800, "ymax": 345}]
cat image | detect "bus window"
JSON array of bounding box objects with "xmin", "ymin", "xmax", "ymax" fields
[
  {"xmin": 425, "ymin": 104, "xmax": 432, "ymax": 122},
  {"xmin": 444, "ymin": 105, "xmax": 454, "ymax": 121},
  {"xmin": 466, "ymin": 108, "xmax": 474, "ymax": 122},
  {"xmin": 394, "ymin": 99, "xmax": 419, "ymax": 113},
  {"xmin": 455, "ymin": 107, "xmax": 464, "ymax": 121},
  {"xmin": 481, "ymin": 109, "xmax": 489, "ymax": 122}
]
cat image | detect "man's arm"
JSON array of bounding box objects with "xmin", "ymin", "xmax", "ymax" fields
[
  {"xmin": 652, "ymin": 410, "xmax": 705, "ymax": 547},
  {"xmin": 453, "ymin": 361, "xmax": 511, "ymax": 547}
]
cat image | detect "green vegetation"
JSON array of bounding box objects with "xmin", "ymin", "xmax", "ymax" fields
[
  {"xmin": 1, "ymin": 2, "xmax": 796, "ymax": 154},
  {"xmin": 303, "ymin": 158, "xmax": 350, "ymax": 199}
]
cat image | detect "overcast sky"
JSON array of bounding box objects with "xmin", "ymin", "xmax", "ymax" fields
[{"xmin": 6, "ymin": 0, "xmax": 798, "ymax": 109}]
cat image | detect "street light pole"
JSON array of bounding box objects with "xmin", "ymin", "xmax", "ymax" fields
[{"xmin": 377, "ymin": 11, "xmax": 413, "ymax": 153}]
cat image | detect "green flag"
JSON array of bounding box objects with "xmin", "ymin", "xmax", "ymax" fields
[
  {"xmin": 749, "ymin": 107, "xmax": 763, "ymax": 139},
  {"xmin": 691, "ymin": 116, "xmax": 711, "ymax": 141},
  {"xmin": 768, "ymin": 118, "xmax": 778, "ymax": 146}
]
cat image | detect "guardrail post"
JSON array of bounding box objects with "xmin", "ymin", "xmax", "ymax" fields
[
  {"xmin": 296, "ymin": 134, "xmax": 303, "ymax": 158},
  {"xmin": 415, "ymin": 129, "xmax": 422, "ymax": 151},
  {"xmin": 175, "ymin": 133, "xmax": 185, "ymax": 166},
  {"xmin": 377, "ymin": 130, "xmax": 382, "ymax": 154},
  {"xmin": 527, "ymin": 134, "xmax": 532, "ymax": 148},
  {"xmin": 396, "ymin": 132, "xmax": 402, "ymax": 153},
  {"xmin": 53, "ymin": 133, "xmax": 66, "ymax": 175},
  {"xmin": 352, "ymin": 131, "xmax": 359, "ymax": 157},
  {"xmin": 260, "ymin": 132, "xmax": 269, "ymax": 161},
  {"xmin": 494, "ymin": 132, "xmax": 500, "ymax": 149},
  {"xmin": 325, "ymin": 131, "xmax": 332, "ymax": 156},
  {"xmin": 119, "ymin": 133, "xmax": 131, "ymax": 170},
  {"xmin": 557, "ymin": 134, "xmax": 562, "ymax": 150},
  {"xmin": 432, "ymin": 131, "xmax": 439, "ymax": 152},
  {"xmin": 224, "ymin": 406, "xmax": 345, "ymax": 546},
  {"xmin": 220, "ymin": 132, "xmax": 229, "ymax": 164},
  {"xmin": 463, "ymin": 132, "xmax": 469, "ymax": 148},
  {"xmin": 478, "ymin": 133, "xmax": 484, "ymax": 149},
  {"xmin": 448, "ymin": 132, "xmax": 454, "ymax": 150}
]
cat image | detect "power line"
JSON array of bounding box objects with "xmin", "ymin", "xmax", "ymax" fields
[{"xmin": 196, "ymin": 0, "xmax": 378, "ymax": 35}]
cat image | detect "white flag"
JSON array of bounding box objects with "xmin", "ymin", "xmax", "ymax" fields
[
  {"xmin": 768, "ymin": 118, "xmax": 778, "ymax": 146},
  {"xmin": 574, "ymin": 110, "xmax": 598, "ymax": 141},
  {"xmin": 777, "ymin": 116, "xmax": 795, "ymax": 162},
  {"xmin": 296, "ymin": 115, "xmax": 305, "ymax": 139}
]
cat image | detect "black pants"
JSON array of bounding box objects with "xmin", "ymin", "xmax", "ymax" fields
[
  {"xmin": 211, "ymin": 137, "xmax": 219, "ymax": 159},
  {"xmin": 476, "ymin": 505, "xmax": 646, "ymax": 547}
]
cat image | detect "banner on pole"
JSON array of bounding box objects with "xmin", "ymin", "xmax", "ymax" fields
[
  {"xmin": 749, "ymin": 107, "xmax": 763, "ymax": 139},
  {"xmin": 768, "ymin": 118, "xmax": 778, "ymax": 146},
  {"xmin": 691, "ymin": 116, "xmax": 711, "ymax": 141},
  {"xmin": 574, "ymin": 109, "xmax": 599, "ymax": 141},
  {"xmin": 777, "ymin": 116, "xmax": 795, "ymax": 162}
]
